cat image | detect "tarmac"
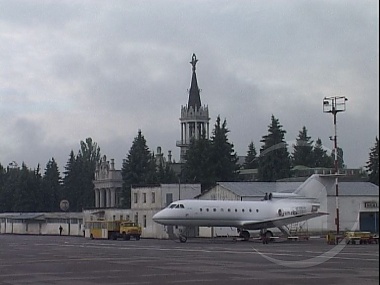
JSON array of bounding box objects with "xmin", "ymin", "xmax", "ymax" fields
[{"xmin": 0, "ymin": 234, "xmax": 378, "ymax": 285}]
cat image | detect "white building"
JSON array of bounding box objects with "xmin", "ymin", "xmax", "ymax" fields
[
  {"xmin": 0, "ymin": 212, "xmax": 83, "ymax": 236},
  {"xmin": 82, "ymin": 183, "xmax": 201, "ymax": 239},
  {"xmin": 131, "ymin": 183, "xmax": 201, "ymax": 239},
  {"xmin": 93, "ymin": 155, "xmax": 123, "ymax": 208}
]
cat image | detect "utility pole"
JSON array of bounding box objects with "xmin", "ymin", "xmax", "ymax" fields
[{"xmin": 323, "ymin": 96, "xmax": 348, "ymax": 235}]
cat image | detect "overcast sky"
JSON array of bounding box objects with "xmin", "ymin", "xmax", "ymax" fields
[{"xmin": 0, "ymin": 0, "xmax": 378, "ymax": 173}]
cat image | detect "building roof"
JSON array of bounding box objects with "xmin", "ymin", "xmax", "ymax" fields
[
  {"xmin": 216, "ymin": 181, "xmax": 379, "ymax": 197},
  {"xmin": 0, "ymin": 212, "xmax": 83, "ymax": 221},
  {"xmin": 188, "ymin": 54, "xmax": 201, "ymax": 109},
  {"xmin": 336, "ymin": 182, "xmax": 379, "ymax": 196},
  {"xmin": 0, "ymin": 213, "xmax": 45, "ymax": 220}
]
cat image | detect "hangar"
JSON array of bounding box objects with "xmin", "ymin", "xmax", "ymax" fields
[{"xmin": 0, "ymin": 212, "xmax": 83, "ymax": 236}]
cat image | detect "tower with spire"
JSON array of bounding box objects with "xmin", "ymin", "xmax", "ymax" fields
[{"xmin": 177, "ymin": 54, "xmax": 210, "ymax": 162}]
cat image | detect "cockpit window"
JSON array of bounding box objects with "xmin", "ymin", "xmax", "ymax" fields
[{"xmin": 168, "ymin": 203, "xmax": 185, "ymax": 209}]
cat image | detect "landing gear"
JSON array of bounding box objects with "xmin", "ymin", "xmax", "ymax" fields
[
  {"xmin": 261, "ymin": 230, "xmax": 273, "ymax": 244},
  {"xmin": 179, "ymin": 234, "xmax": 188, "ymax": 243},
  {"xmin": 239, "ymin": 230, "xmax": 251, "ymax": 241}
]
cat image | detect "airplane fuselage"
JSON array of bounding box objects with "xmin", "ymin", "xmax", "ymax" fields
[{"xmin": 153, "ymin": 198, "xmax": 317, "ymax": 230}]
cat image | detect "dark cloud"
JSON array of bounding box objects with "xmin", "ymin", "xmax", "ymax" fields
[{"xmin": 0, "ymin": 0, "xmax": 378, "ymax": 171}]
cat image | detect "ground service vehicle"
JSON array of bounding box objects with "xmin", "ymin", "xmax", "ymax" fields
[
  {"xmin": 119, "ymin": 221, "xmax": 142, "ymax": 240},
  {"xmin": 87, "ymin": 220, "xmax": 119, "ymax": 239},
  {"xmin": 87, "ymin": 220, "xmax": 141, "ymax": 240}
]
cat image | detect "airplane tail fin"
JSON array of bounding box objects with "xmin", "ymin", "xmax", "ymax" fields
[{"xmin": 293, "ymin": 174, "xmax": 336, "ymax": 200}]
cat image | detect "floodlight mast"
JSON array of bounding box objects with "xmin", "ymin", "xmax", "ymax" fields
[{"xmin": 323, "ymin": 96, "xmax": 348, "ymax": 235}]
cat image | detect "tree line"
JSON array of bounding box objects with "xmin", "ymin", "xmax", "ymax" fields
[{"xmin": 0, "ymin": 115, "xmax": 378, "ymax": 212}]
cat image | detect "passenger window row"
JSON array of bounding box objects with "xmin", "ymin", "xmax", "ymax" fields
[{"xmin": 199, "ymin": 208, "xmax": 259, "ymax": 213}]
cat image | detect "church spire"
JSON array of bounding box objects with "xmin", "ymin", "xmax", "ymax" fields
[
  {"xmin": 188, "ymin": 53, "xmax": 201, "ymax": 109},
  {"xmin": 178, "ymin": 53, "xmax": 209, "ymax": 163}
]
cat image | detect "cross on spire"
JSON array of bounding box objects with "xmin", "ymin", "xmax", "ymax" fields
[{"xmin": 190, "ymin": 53, "xmax": 198, "ymax": 72}]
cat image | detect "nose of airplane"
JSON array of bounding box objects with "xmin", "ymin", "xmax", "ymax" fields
[{"xmin": 152, "ymin": 211, "xmax": 164, "ymax": 224}]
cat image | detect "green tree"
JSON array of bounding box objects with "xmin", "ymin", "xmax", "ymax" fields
[
  {"xmin": 210, "ymin": 116, "xmax": 239, "ymax": 182},
  {"xmin": 12, "ymin": 163, "xmax": 42, "ymax": 212},
  {"xmin": 183, "ymin": 132, "xmax": 214, "ymax": 191},
  {"xmin": 0, "ymin": 163, "xmax": 7, "ymax": 212},
  {"xmin": 122, "ymin": 130, "xmax": 157, "ymax": 208},
  {"xmin": 41, "ymin": 158, "xmax": 62, "ymax": 212},
  {"xmin": 330, "ymin": 147, "xmax": 345, "ymax": 169},
  {"xmin": 292, "ymin": 126, "xmax": 314, "ymax": 167},
  {"xmin": 258, "ymin": 115, "xmax": 291, "ymax": 181},
  {"xmin": 312, "ymin": 138, "xmax": 333, "ymax": 168},
  {"xmin": 157, "ymin": 162, "xmax": 177, "ymax": 184},
  {"xmin": 62, "ymin": 138, "xmax": 101, "ymax": 211},
  {"xmin": 0, "ymin": 164, "xmax": 19, "ymax": 212},
  {"xmin": 366, "ymin": 137, "xmax": 379, "ymax": 185},
  {"xmin": 62, "ymin": 151, "xmax": 78, "ymax": 211},
  {"xmin": 76, "ymin": 138, "xmax": 101, "ymax": 209},
  {"xmin": 243, "ymin": 141, "xmax": 258, "ymax": 169}
]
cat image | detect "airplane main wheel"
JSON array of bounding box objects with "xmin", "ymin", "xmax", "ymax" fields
[
  {"xmin": 262, "ymin": 231, "xmax": 273, "ymax": 244},
  {"xmin": 179, "ymin": 235, "xmax": 187, "ymax": 243},
  {"xmin": 240, "ymin": 230, "xmax": 250, "ymax": 241}
]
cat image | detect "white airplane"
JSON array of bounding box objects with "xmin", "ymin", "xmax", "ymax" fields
[{"xmin": 153, "ymin": 174, "xmax": 333, "ymax": 243}]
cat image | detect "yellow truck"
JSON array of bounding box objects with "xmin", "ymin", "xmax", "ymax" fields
[
  {"xmin": 119, "ymin": 221, "xmax": 142, "ymax": 240},
  {"xmin": 87, "ymin": 220, "xmax": 141, "ymax": 240},
  {"xmin": 345, "ymin": 231, "xmax": 376, "ymax": 244}
]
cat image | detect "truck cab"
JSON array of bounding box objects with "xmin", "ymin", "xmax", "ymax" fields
[{"xmin": 120, "ymin": 221, "xmax": 142, "ymax": 240}]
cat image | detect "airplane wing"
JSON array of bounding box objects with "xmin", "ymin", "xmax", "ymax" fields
[{"xmin": 240, "ymin": 212, "xmax": 328, "ymax": 230}]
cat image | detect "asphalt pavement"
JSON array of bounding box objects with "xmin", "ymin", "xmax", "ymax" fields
[{"xmin": 0, "ymin": 235, "xmax": 378, "ymax": 285}]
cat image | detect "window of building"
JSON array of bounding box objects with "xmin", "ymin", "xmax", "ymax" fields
[
  {"xmin": 166, "ymin": 193, "xmax": 173, "ymax": 207},
  {"xmin": 143, "ymin": 193, "xmax": 147, "ymax": 203},
  {"xmin": 152, "ymin": 192, "xmax": 156, "ymax": 204},
  {"xmin": 143, "ymin": 215, "xmax": 147, "ymax": 228},
  {"xmin": 134, "ymin": 193, "xmax": 138, "ymax": 204},
  {"xmin": 134, "ymin": 213, "xmax": 138, "ymax": 225}
]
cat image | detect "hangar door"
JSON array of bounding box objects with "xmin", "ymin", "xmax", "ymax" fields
[{"xmin": 359, "ymin": 212, "xmax": 379, "ymax": 233}]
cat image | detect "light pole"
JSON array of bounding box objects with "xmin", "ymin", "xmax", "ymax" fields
[{"xmin": 323, "ymin": 96, "xmax": 347, "ymax": 235}]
